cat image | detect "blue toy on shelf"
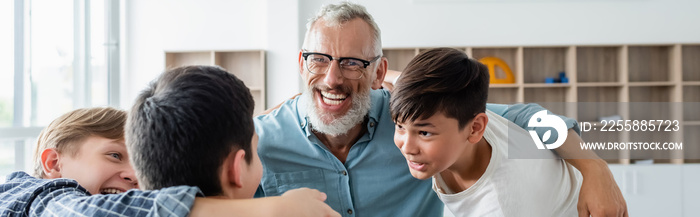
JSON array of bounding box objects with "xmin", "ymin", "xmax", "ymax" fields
[{"xmin": 545, "ymin": 71, "xmax": 568, "ymax": 83}]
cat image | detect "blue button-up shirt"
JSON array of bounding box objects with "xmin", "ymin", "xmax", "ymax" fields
[
  {"xmin": 0, "ymin": 172, "xmax": 202, "ymax": 217},
  {"xmin": 254, "ymin": 89, "xmax": 578, "ymax": 217}
]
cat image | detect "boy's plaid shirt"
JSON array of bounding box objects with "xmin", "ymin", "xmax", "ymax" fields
[{"xmin": 0, "ymin": 172, "xmax": 201, "ymax": 217}]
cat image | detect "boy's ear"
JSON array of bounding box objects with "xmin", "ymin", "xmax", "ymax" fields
[
  {"xmin": 41, "ymin": 148, "xmax": 62, "ymax": 179},
  {"xmin": 466, "ymin": 113, "xmax": 489, "ymax": 144},
  {"xmin": 227, "ymin": 149, "xmax": 247, "ymax": 188}
]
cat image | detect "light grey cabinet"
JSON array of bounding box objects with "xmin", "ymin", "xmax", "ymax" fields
[
  {"xmin": 608, "ymin": 165, "xmax": 684, "ymax": 217},
  {"xmin": 682, "ymin": 164, "xmax": 700, "ymax": 217}
]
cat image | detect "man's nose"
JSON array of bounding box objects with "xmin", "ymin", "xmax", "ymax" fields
[{"xmin": 323, "ymin": 60, "xmax": 344, "ymax": 87}]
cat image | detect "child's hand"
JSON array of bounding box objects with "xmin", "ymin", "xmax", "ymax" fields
[
  {"xmin": 281, "ymin": 188, "xmax": 340, "ymax": 217},
  {"xmin": 575, "ymin": 160, "xmax": 628, "ymax": 217}
]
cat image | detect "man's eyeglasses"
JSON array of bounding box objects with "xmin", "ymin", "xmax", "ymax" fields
[{"xmin": 302, "ymin": 52, "xmax": 381, "ymax": 80}]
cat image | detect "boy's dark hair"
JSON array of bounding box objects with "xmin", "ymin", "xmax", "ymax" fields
[
  {"xmin": 391, "ymin": 47, "xmax": 489, "ymax": 129},
  {"xmin": 126, "ymin": 65, "xmax": 254, "ymax": 196}
]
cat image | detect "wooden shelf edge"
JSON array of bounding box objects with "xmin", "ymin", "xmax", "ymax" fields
[
  {"xmin": 682, "ymin": 81, "xmax": 700, "ymax": 86},
  {"xmin": 163, "ymin": 50, "xmax": 212, "ymax": 53},
  {"xmin": 523, "ymin": 83, "xmax": 571, "ymax": 88},
  {"xmin": 578, "ymin": 82, "xmax": 624, "ymax": 87},
  {"xmin": 628, "ymin": 81, "xmax": 676, "ymax": 87},
  {"xmin": 489, "ymin": 84, "xmax": 519, "ymax": 88}
]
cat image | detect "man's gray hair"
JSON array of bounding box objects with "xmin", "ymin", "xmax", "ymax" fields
[{"xmin": 304, "ymin": 2, "xmax": 383, "ymax": 56}]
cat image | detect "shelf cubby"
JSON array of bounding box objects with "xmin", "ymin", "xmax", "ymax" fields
[
  {"xmin": 524, "ymin": 87, "xmax": 568, "ymax": 115},
  {"xmin": 472, "ymin": 47, "xmax": 519, "ymax": 72},
  {"xmin": 684, "ymin": 86, "xmax": 700, "ymax": 121},
  {"xmin": 577, "ymin": 46, "xmax": 621, "ymax": 83},
  {"xmin": 629, "ymin": 86, "xmax": 674, "ymax": 120},
  {"xmin": 251, "ymin": 89, "xmax": 264, "ymax": 115},
  {"xmin": 215, "ymin": 51, "xmax": 265, "ymax": 89},
  {"xmin": 165, "ymin": 50, "xmax": 266, "ymax": 116},
  {"xmin": 628, "ymin": 45, "xmax": 672, "ymax": 82},
  {"xmin": 523, "ymin": 47, "xmax": 568, "ymax": 84},
  {"xmin": 165, "ymin": 52, "xmax": 212, "ymax": 69},
  {"xmin": 684, "ymin": 126, "xmax": 700, "ymax": 163},
  {"xmin": 524, "ymin": 87, "xmax": 568, "ymax": 102},
  {"xmin": 488, "ymin": 88, "xmax": 519, "ymax": 104},
  {"xmin": 682, "ymin": 45, "xmax": 700, "ymax": 82},
  {"xmin": 577, "ymin": 87, "xmax": 622, "ymax": 122},
  {"xmin": 382, "ymin": 49, "xmax": 417, "ymax": 72}
]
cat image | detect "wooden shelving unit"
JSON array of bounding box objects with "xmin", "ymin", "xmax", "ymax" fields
[
  {"xmin": 382, "ymin": 48, "xmax": 419, "ymax": 72},
  {"xmin": 683, "ymin": 45, "xmax": 700, "ymax": 162},
  {"xmin": 164, "ymin": 50, "xmax": 266, "ymax": 116},
  {"xmin": 383, "ymin": 44, "xmax": 700, "ymax": 164}
]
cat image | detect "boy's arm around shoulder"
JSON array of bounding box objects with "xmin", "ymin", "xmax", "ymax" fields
[
  {"xmin": 41, "ymin": 185, "xmax": 201, "ymax": 216},
  {"xmin": 31, "ymin": 183, "xmax": 338, "ymax": 217},
  {"xmin": 0, "ymin": 173, "xmax": 196, "ymax": 216}
]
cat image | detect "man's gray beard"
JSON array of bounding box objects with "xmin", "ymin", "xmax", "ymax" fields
[{"xmin": 304, "ymin": 87, "xmax": 372, "ymax": 137}]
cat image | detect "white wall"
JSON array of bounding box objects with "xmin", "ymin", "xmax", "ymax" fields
[
  {"xmin": 121, "ymin": 0, "xmax": 266, "ymax": 109},
  {"xmin": 265, "ymin": 0, "xmax": 305, "ymax": 108},
  {"xmin": 300, "ymin": 0, "xmax": 700, "ymax": 48},
  {"xmin": 123, "ymin": 0, "xmax": 700, "ymax": 108}
]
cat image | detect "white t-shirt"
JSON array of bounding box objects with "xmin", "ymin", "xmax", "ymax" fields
[{"xmin": 433, "ymin": 110, "xmax": 582, "ymax": 217}]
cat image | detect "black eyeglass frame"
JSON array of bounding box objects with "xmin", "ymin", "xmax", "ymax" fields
[{"xmin": 301, "ymin": 52, "xmax": 382, "ymax": 79}]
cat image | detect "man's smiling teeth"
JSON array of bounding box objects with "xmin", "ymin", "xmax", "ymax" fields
[
  {"xmin": 100, "ymin": 188, "xmax": 124, "ymax": 194},
  {"xmin": 321, "ymin": 91, "xmax": 347, "ymax": 105}
]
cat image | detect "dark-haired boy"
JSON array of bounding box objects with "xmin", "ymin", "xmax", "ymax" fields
[
  {"xmin": 127, "ymin": 65, "xmax": 339, "ymax": 216},
  {"xmin": 391, "ymin": 48, "xmax": 585, "ymax": 216}
]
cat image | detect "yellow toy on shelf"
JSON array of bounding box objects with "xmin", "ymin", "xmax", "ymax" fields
[{"xmin": 479, "ymin": 56, "xmax": 515, "ymax": 84}]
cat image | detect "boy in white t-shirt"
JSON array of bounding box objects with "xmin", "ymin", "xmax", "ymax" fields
[{"xmin": 390, "ymin": 47, "xmax": 582, "ymax": 217}]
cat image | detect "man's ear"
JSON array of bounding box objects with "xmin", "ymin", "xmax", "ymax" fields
[
  {"xmin": 466, "ymin": 113, "xmax": 489, "ymax": 144},
  {"xmin": 227, "ymin": 149, "xmax": 247, "ymax": 188},
  {"xmin": 298, "ymin": 50, "xmax": 305, "ymax": 76},
  {"xmin": 41, "ymin": 149, "xmax": 62, "ymax": 179},
  {"xmin": 371, "ymin": 57, "xmax": 388, "ymax": 90}
]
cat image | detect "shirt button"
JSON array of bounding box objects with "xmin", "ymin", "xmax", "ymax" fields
[
  {"xmin": 347, "ymin": 209, "xmax": 353, "ymax": 214},
  {"xmin": 369, "ymin": 122, "xmax": 375, "ymax": 127},
  {"xmin": 341, "ymin": 171, "xmax": 347, "ymax": 176}
]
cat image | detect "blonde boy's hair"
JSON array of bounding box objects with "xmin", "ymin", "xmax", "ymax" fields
[{"xmin": 32, "ymin": 107, "xmax": 127, "ymax": 178}]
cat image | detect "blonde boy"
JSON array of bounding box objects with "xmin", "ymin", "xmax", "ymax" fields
[{"xmin": 32, "ymin": 107, "xmax": 137, "ymax": 195}]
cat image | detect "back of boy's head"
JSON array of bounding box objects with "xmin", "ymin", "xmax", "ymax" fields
[
  {"xmin": 33, "ymin": 107, "xmax": 126, "ymax": 178},
  {"xmin": 391, "ymin": 47, "xmax": 490, "ymax": 129},
  {"xmin": 126, "ymin": 65, "xmax": 254, "ymax": 196}
]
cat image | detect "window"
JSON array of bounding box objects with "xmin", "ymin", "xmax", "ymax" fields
[
  {"xmin": 0, "ymin": 0, "xmax": 13, "ymax": 128},
  {"xmin": 29, "ymin": 0, "xmax": 75, "ymax": 126},
  {"xmin": 0, "ymin": 0, "xmax": 15, "ymax": 183},
  {"xmin": 0, "ymin": 0, "xmax": 120, "ymax": 181}
]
